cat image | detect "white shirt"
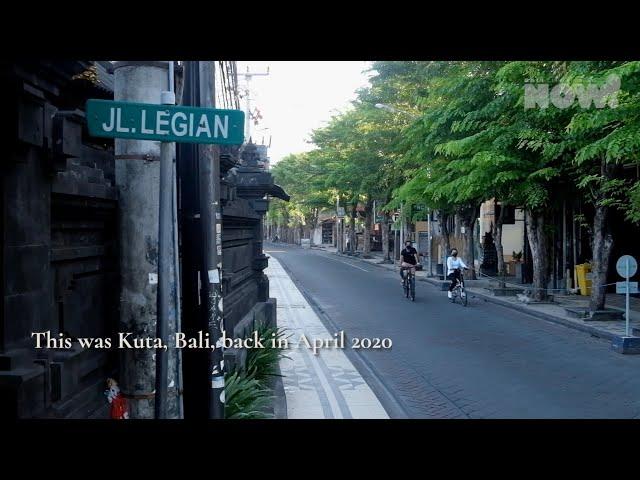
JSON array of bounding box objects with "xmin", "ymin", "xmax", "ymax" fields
[{"xmin": 447, "ymin": 256, "xmax": 468, "ymax": 275}]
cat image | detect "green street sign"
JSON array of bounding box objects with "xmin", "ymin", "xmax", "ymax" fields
[{"xmin": 86, "ymin": 99, "xmax": 245, "ymax": 145}]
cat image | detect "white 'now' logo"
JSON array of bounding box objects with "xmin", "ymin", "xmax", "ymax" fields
[{"xmin": 524, "ymin": 74, "xmax": 620, "ymax": 110}]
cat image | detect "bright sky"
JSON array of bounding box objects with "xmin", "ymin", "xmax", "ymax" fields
[{"xmin": 236, "ymin": 61, "xmax": 372, "ymax": 165}]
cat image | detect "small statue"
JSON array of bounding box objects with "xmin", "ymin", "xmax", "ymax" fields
[{"xmin": 105, "ymin": 378, "xmax": 129, "ymax": 419}]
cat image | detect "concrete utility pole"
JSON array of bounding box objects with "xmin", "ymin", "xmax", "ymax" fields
[
  {"xmin": 400, "ymin": 202, "xmax": 405, "ymax": 250},
  {"xmin": 239, "ymin": 66, "xmax": 269, "ymax": 141},
  {"xmin": 113, "ymin": 61, "xmax": 180, "ymax": 419},
  {"xmin": 336, "ymin": 196, "xmax": 342, "ymax": 253},
  {"xmin": 427, "ymin": 209, "xmax": 433, "ymax": 276}
]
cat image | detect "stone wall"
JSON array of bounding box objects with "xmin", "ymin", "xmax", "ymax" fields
[{"xmin": 1, "ymin": 62, "xmax": 118, "ymax": 418}]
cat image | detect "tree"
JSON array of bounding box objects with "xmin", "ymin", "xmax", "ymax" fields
[
  {"xmin": 273, "ymin": 60, "xmax": 640, "ymax": 309},
  {"xmin": 564, "ymin": 61, "xmax": 640, "ymax": 310},
  {"xmin": 269, "ymin": 152, "xmax": 334, "ymax": 244},
  {"xmin": 395, "ymin": 62, "xmax": 510, "ymax": 280}
]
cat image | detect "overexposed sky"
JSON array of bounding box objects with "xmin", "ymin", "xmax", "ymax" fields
[{"xmin": 236, "ymin": 61, "xmax": 372, "ymax": 164}]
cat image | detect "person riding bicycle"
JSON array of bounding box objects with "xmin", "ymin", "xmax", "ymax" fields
[
  {"xmin": 400, "ymin": 240, "xmax": 420, "ymax": 284},
  {"xmin": 446, "ymin": 248, "xmax": 468, "ymax": 299}
]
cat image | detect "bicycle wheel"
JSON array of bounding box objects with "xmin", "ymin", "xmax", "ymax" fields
[
  {"xmin": 462, "ymin": 287, "xmax": 468, "ymax": 306},
  {"xmin": 410, "ymin": 276, "xmax": 415, "ymax": 301}
]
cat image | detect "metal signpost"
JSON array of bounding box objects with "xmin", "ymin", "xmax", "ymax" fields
[
  {"xmin": 336, "ymin": 205, "xmax": 345, "ymax": 253},
  {"xmin": 86, "ymin": 76, "xmax": 245, "ymax": 419},
  {"xmin": 616, "ymin": 255, "xmax": 638, "ymax": 337},
  {"xmin": 373, "ymin": 199, "xmax": 385, "ymax": 224},
  {"xmin": 154, "ymin": 63, "xmax": 176, "ymax": 419}
]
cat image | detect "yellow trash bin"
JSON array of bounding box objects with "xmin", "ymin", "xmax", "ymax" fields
[{"xmin": 575, "ymin": 263, "xmax": 592, "ymax": 296}]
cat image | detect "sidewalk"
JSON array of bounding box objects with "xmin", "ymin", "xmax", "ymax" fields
[
  {"xmin": 266, "ymin": 256, "xmax": 389, "ymax": 419},
  {"xmin": 311, "ymin": 244, "xmax": 640, "ymax": 343}
]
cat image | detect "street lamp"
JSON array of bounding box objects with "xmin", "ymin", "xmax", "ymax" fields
[
  {"xmin": 374, "ymin": 103, "xmax": 395, "ymax": 113},
  {"xmin": 374, "ymin": 103, "xmax": 420, "ymax": 119}
]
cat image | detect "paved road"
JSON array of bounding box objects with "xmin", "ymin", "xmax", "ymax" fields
[{"xmin": 266, "ymin": 244, "xmax": 640, "ymax": 419}]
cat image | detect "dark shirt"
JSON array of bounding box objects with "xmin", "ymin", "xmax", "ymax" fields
[{"xmin": 401, "ymin": 246, "xmax": 418, "ymax": 265}]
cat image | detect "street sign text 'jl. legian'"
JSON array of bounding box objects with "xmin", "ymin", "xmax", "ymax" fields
[{"xmin": 86, "ymin": 99, "xmax": 245, "ymax": 145}]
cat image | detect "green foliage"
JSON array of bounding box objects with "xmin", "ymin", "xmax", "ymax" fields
[
  {"xmin": 245, "ymin": 323, "xmax": 290, "ymax": 383},
  {"xmin": 273, "ymin": 59, "xmax": 640, "ymax": 254},
  {"xmin": 224, "ymin": 323, "xmax": 289, "ymax": 419},
  {"xmin": 628, "ymin": 182, "xmax": 640, "ymax": 224},
  {"xmin": 224, "ymin": 371, "xmax": 273, "ymax": 419}
]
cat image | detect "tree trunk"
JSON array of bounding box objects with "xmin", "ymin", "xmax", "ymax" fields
[
  {"xmin": 440, "ymin": 211, "xmax": 451, "ymax": 263},
  {"xmin": 382, "ymin": 212, "xmax": 390, "ymax": 262},
  {"xmin": 590, "ymin": 202, "xmax": 613, "ymax": 311},
  {"xmin": 459, "ymin": 206, "xmax": 479, "ymax": 280},
  {"xmin": 495, "ymin": 201, "xmax": 506, "ymax": 286},
  {"xmin": 589, "ymin": 160, "xmax": 617, "ymax": 312},
  {"xmin": 525, "ymin": 209, "xmax": 550, "ymax": 302},
  {"xmin": 363, "ymin": 199, "xmax": 373, "ymax": 255},
  {"xmin": 349, "ymin": 204, "xmax": 356, "ymax": 253}
]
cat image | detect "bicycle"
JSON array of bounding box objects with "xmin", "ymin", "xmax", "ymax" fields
[
  {"xmin": 401, "ymin": 265, "xmax": 416, "ymax": 301},
  {"xmin": 449, "ymin": 268, "xmax": 468, "ymax": 307}
]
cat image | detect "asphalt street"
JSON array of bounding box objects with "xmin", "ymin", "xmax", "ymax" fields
[{"xmin": 266, "ymin": 243, "xmax": 640, "ymax": 419}]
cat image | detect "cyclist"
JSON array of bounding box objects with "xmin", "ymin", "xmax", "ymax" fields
[
  {"xmin": 446, "ymin": 248, "xmax": 469, "ymax": 299},
  {"xmin": 400, "ymin": 240, "xmax": 420, "ymax": 284}
]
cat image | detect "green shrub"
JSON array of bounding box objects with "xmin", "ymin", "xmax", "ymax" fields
[
  {"xmin": 245, "ymin": 324, "xmax": 290, "ymax": 382},
  {"xmin": 224, "ymin": 371, "xmax": 273, "ymax": 419},
  {"xmin": 224, "ymin": 322, "xmax": 289, "ymax": 419}
]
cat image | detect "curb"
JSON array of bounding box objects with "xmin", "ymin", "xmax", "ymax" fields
[
  {"xmin": 271, "ymin": 361, "xmax": 288, "ymax": 419},
  {"xmin": 275, "ymin": 254, "xmax": 410, "ymax": 419},
  {"xmin": 418, "ymin": 277, "xmax": 617, "ymax": 342}
]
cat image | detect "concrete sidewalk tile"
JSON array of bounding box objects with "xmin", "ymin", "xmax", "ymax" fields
[
  {"xmin": 288, "ymin": 408, "xmax": 326, "ymax": 419},
  {"xmin": 346, "ymin": 404, "xmax": 389, "ymax": 419},
  {"xmin": 266, "ymin": 256, "xmax": 390, "ymax": 419}
]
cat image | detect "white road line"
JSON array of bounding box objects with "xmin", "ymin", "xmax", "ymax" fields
[
  {"xmin": 267, "ymin": 256, "xmax": 389, "ymax": 419},
  {"xmin": 288, "ymin": 312, "xmax": 345, "ymax": 419},
  {"xmin": 270, "ymin": 261, "xmax": 343, "ymax": 418},
  {"xmin": 319, "ymin": 254, "xmax": 370, "ymax": 272}
]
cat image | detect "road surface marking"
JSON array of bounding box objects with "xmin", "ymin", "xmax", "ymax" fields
[
  {"xmin": 267, "ymin": 256, "xmax": 388, "ymax": 419},
  {"xmin": 319, "ymin": 254, "xmax": 371, "ymax": 272}
]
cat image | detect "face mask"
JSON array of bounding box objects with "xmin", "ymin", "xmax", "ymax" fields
[{"xmin": 452, "ymin": 252, "xmax": 458, "ymax": 257}]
